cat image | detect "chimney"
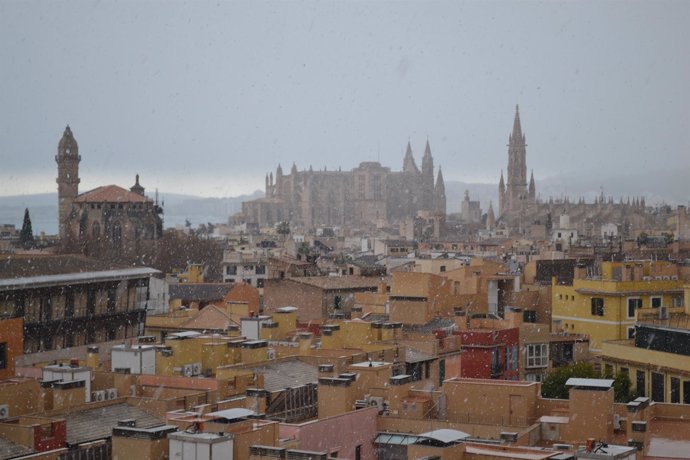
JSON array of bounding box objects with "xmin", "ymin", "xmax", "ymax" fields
[
  {"xmin": 298, "ymin": 332, "xmax": 313, "ymax": 355},
  {"xmin": 504, "ymin": 307, "xmax": 523, "ymax": 328},
  {"xmin": 86, "ymin": 346, "xmax": 99, "ymax": 369}
]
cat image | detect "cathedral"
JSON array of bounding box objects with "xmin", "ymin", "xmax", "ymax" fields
[
  {"xmin": 241, "ymin": 141, "xmax": 446, "ymax": 229},
  {"xmin": 496, "ymin": 107, "xmax": 658, "ymax": 239},
  {"xmin": 56, "ymin": 126, "xmax": 163, "ymax": 257}
]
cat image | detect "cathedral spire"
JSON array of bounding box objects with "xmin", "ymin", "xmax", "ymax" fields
[
  {"xmin": 487, "ymin": 201, "xmax": 495, "ymax": 230},
  {"xmin": 512, "ymin": 105, "xmax": 522, "ymax": 141},
  {"xmin": 403, "ymin": 141, "xmax": 419, "ymax": 174},
  {"xmin": 528, "ymin": 170, "xmax": 535, "ymax": 200},
  {"xmin": 435, "ymin": 167, "xmax": 445, "ymax": 194},
  {"xmin": 434, "ymin": 166, "xmax": 446, "ymax": 214},
  {"xmin": 499, "ymin": 170, "xmax": 505, "ymax": 191},
  {"xmin": 423, "ymin": 139, "xmax": 432, "ymax": 161},
  {"xmin": 421, "ymin": 140, "xmax": 433, "ymax": 176}
]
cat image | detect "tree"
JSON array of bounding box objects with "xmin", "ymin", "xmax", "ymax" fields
[
  {"xmin": 19, "ymin": 208, "xmax": 34, "ymax": 248},
  {"xmin": 140, "ymin": 230, "xmax": 223, "ymax": 281},
  {"xmin": 542, "ymin": 362, "xmax": 635, "ymax": 402},
  {"xmin": 541, "ymin": 362, "xmax": 597, "ymax": 399},
  {"xmin": 603, "ymin": 368, "xmax": 636, "ymax": 403},
  {"xmin": 276, "ymin": 221, "xmax": 290, "ymax": 236}
]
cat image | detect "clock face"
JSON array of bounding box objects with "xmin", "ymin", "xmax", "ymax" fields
[{"xmin": 66, "ymin": 148, "xmax": 70, "ymax": 154}]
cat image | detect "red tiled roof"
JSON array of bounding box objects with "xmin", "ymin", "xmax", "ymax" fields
[
  {"xmin": 180, "ymin": 305, "xmax": 239, "ymax": 331},
  {"xmin": 74, "ymin": 185, "xmax": 149, "ymax": 203}
]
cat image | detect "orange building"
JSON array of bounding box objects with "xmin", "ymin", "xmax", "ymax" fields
[{"xmin": 0, "ymin": 317, "xmax": 23, "ymax": 380}]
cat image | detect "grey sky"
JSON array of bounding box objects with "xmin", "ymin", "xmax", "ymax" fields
[{"xmin": 1, "ymin": 0, "xmax": 688, "ymax": 197}]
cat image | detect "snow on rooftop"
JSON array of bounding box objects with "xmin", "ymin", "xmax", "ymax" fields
[
  {"xmin": 419, "ymin": 428, "xmax": 470, "ymax": 444},
  {"xmin": 566, "ymin": 378, "xmax": 614, "ymax": 389}
]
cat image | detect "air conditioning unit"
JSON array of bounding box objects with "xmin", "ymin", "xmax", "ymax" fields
[
  {"xmin": 107, "ymin": 388, "xmax": 118, "ymax": 400},
  {"xmin": 191, "ymin": 362, "xmax": 203, "ymax": 376},
  {"xmin": 368, "ymin": 396, "xmax": 384, "ymax": 410},
  {"xmin": 632, "ymin": 421, "xmax": 647, "ymax": 432},
  {"xmin": 659, "ymin": 306, "xmax": 669, "ymax": 320},
  {"xmin": 92, "ymin": 390, "xmax": 106, "ymax": 402},
  {"xmin": 655, "ymin": 276, "xmax": 663, "ymax": 281},
  {"xmin": 642, "ymin": 276, "xmax": 652, "ymax": 281},
  {"xmin": 553, "ymin": 443, "xmax": 573, "ymax": 451},
  {"xmin": 0, "ymin": 404, "xmax": 9, "ymax": 419},
  {"xmin": 500, "ymin": 432, "xmax": 518, "ymax": 442},
  {"xmin": 671, "ymin": 275, "xmax": 678, "ymax": 280},
  {"xmin": 182, "ymin": 364, "xmax": 194, "ymax": 377},
  {"xmin": 267, "ymin": 348, "xmax": 276, "ymax": 360}
]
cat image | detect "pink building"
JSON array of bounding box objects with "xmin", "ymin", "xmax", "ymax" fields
[{"xmin": 279, "ymin": 406, "xmax": 377, "ymax": 459}]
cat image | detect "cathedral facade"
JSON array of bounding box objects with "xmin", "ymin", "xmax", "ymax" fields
[
  {"xmin": 241, "ymin": 141, "xmax": 446, "ymax": 229},
  {"xmin": 496, "ymin": 107, "xmax": 659, "ymax": 239},
  {"xmin": 55, "ymin": 126, "xmax": 163, "ymax": 258}
]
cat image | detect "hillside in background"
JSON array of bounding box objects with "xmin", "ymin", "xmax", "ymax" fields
[
  {"xmin": 0, "ymin": 190, "xmax": 262, "ymax": 235},
  {"xmin": 1, "ymin": 167, "xmax": 687, "ymax": 235}
]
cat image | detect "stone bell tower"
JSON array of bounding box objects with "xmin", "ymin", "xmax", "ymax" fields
[{"xmin": 55, "ymin": 125, "xmax": 81, "ymax": 239}]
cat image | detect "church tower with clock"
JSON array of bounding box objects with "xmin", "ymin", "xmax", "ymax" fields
[{"xmin": 55, "ymin": 125, "xmax": 81, "ymax": 238}]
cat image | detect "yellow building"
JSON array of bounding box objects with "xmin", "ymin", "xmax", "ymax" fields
[
  {"xmin": 601, "ymin": 331, "xmax": 690, "ymax": 404},
  {"xmin": 552, "ymin": 260, "xmax": 684, "ymax": 351}
]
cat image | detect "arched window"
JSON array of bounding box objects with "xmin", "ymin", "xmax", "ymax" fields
[
  {"xmin": 79, "ymin": 212, "xmax": 88, "ymax": 238},
  {"xmin": 112, "ymin": 221, "xmax": 122, "ymax": 250}
]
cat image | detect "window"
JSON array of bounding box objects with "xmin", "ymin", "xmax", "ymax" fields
[
  {"xmin": 226, "ymin": 265, "xmax": 237, "ymax": 275},
  {"xmin": 107, "ymin": 287, "xmax": 117, "ymax": 313},
  {"xmin": 256, "ymin": 279, "xmax": 265, "ymax": 288},
  {"xmin": 651, "ymin": 372, "xmax": 665, "ymax": 402},
  {"xmin": 334, "ymin": 295, "xmax": 342, "ymax": 309},
  {"xmin": 41, "ymin": 296, "xmax": 52, "ymax": 322},
  {"xmin": 112, "ymin": 220, "xmax": 122, "ymax": 250},
  {"xmin": 65, "ymin": 291, "xmax": 74, "ymax": 319},
  {"xmin": 620, "ymin": 367, "xmax": 629, "ymax": 377},
  {"xmin": 604, "ymin": 364, "xmax": 613, "ymax": 377},
  {"xmin": 671, "ymin": 377, "xmax": 681, "ymax": 404},
  {"xmin": 87, "ymin": 288, "xmax": 96, "ymax": 316},
  {"xmin": 440, "ymin": 265, "xmax": 446, "ymax": 272},
  {"xmin": 255, "ymin": 265, "xmax": 266, "ymax": 275},
  {"xmin": 591, "ymin": 298, "xmax": 604, "ymax": 316},
  {"xmin": 491, "ymin": 349, "xmax": 501, "ymax": 376},
  {"xmin": 627, "ymin": 327, "xmax": 636, "ymax": 339},
  {"xmin": 637, "ymin": 370, "xmax": 646, "ymax": 397},
  {"xmin": 651, "ymin": 296, "xmax": 662, "ymax": 309},
  {"xmin": 673, "ymin": 296, "xmax": 684, "ymax": 308},
  {"xmin": 684, "ymin": 381, "xmax": 690, "ymax": 405},
  {"xmin": 526, "ymin": 373, "xmax": 544, "ymax": 382},
  {"xmin": 627, "ymin": 298, "xmax": 642, "ymax": 318},
  {"xmin": 14, "ymin": 297, "xmax": 25, "ymax": 317},
  {"xmin": 526, "ymin": 343, "xmax": 548, "ymax": 368},
  {"xmin": 0, "ymin": 342, "xmax": 7, "ymax": 369}
]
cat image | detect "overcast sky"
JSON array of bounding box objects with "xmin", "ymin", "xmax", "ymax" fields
[{"xmin": 1, "ymin": 0, "xmax": 688, "ymax": 198}]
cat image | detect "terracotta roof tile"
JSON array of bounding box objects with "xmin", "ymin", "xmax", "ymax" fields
[
  {"xmin": 74, "ymin": 185, "xmax": 149, "ymax": 203},
  {"xmin": 289, "ymin": 276, "xmax": 381, "ymax": 290},
  {"xmin": 180, "ymin": 305, "xmax": 239, "ymax": 331}
]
